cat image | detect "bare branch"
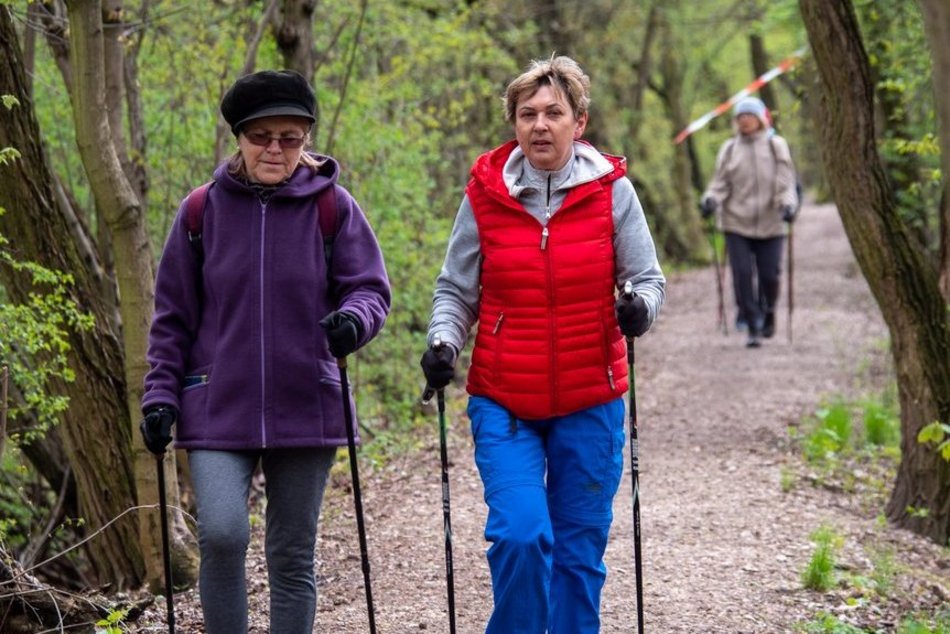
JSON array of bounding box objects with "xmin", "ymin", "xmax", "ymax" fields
[{"xmin": 326, "ymin": 0, "xmax": 368, "ymax": 155}]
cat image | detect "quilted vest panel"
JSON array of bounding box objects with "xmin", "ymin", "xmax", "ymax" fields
[{"xmin": 465, "ymin": 142, "xmax": 628, "ymax": 419}]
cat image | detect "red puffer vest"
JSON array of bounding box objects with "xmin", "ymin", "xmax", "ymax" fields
[{"xmin": 465, "ymin": 140, "xmax": 629, "ymax": 420}]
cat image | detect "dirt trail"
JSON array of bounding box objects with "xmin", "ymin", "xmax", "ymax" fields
[{"xmin": 155, "ymin": 203, "xmax": 950, "ymax": 633}]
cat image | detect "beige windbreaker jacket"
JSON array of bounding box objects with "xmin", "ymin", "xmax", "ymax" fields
[{"xmin": 702, "ymin": 130, "xmax": 798, "ymax": 239}]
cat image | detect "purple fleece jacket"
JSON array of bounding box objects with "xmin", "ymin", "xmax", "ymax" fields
[{"xmin": 142, "ymin": 154, "xmax": 391, "ymax": 449}]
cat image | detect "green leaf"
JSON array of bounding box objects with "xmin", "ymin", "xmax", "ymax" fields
[{"xmin": 917, "ymin": 421, "xmax": 947, "ymax": 445}]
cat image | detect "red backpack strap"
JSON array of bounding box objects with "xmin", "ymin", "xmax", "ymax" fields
[
  {"xmin": 184, "ymin": 182, "xmax": 213, "ymax": 260},
  {"xmin": 317, "ymin": 184, "xmax": 340, "ymax": 266}
]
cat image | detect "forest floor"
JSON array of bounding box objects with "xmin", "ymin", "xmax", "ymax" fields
[{"xmin": 137, "ymin": 202, "xmax": 950, "ymax": 633}]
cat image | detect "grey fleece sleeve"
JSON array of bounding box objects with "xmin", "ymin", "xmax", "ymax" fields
[
  {"xmin": 426, "ymin": 195, "xmax": 480, "ymax": 353},
  {"xmin": 613, "ymin": 178, "xmax": 666, "ymax": 326}
]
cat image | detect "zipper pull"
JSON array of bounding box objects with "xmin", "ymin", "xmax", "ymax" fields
[
  {"xmin": 540, "ymin": 227, "xmax": 549, "ymax": 250},
  {"xmin": 607, "ymin": 366, "xmax": 616, "ymax": 390},
  {"xmin": 493, "ymin": 312, "xmax": 505, "ymax": 334}
]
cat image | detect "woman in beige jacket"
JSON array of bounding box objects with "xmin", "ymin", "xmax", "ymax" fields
[{"xmin": 700, "ymin": 96, "xmax": 798, "ymax": 347}]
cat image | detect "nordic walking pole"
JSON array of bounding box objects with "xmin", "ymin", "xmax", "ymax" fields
[
  {"xmin": 337, "ymin": 357, "xmax": 378, "ymax": 634},
  {"xmin": 786, "ymin": 222, "xmax": 794, "ymax": 344},
  {"xmin": 155, "ymin": 450, "xmax": 175, "ymax": 633},
  {"xmin": 422, "ymin": 336, "xmax": 457, "ymax": 634},
  {"xmin": 706, "ymin": 219, "xmax": 728, "ymax": 336},
  {"xmin": 622, "ymin": 281, "xmax": 645, "ymax": 633}
]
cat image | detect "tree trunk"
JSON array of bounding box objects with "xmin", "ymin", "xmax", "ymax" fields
[
  {"xmin": 651, "ymin": 6, "xmax": 707, "ymax": 264},
  {"xmin": 629, "ymin": 3, "xmax": 660, "ymax": 142},
  {"xmin": 918, "ymin": 0, "xmax": 950, "ymax": 301},
  {"xmin": 0, "ymin": 5, "xmax": 142, "ymax": 587},
  {"xmin": 61, "ymin": 0, "xmax": 196, "ymax": 591},
  {"xmin": 277, "ymin": 0, "xmax": 316, "ymax": 79},
  {"xmin": 799, "ymin": 0, "xmax": 950, "ymax": 544},
  {"xmin": 749, "ymin": 34, "xmax": 780, "ymax": 127}
]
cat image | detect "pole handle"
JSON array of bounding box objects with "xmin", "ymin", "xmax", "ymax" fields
[{"xmin": 421, "ymin": 335, "xmax": 445, "ymax": 404}]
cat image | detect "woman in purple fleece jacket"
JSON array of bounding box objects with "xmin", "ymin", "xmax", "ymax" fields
[{"xmin": 140, "ymin": 70, "xmax": 391, "ymax": 633}]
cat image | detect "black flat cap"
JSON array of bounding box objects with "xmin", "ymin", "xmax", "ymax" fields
[{"xmin": 220, "ymin": 70, "xmax": 316, "ymax": 134}]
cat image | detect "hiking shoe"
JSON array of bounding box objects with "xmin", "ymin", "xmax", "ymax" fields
[
  {"xmin": 762, "ymin": 312, "xmax": 775, "ymax": 339},
  {"xmin": 746, "ymin": 332, "xmax": 761, "ymax": 348}
]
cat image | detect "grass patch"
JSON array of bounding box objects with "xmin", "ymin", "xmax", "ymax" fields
[
  {"xmin": 802, "ymin": 524, "xmax": 842, "ymax": 592},
  {"xmin": 789, "ymin": 391, "xmax": 901, "ymax": 503},
  {"xmin": 796, "ymin": 610, "xmax": 950, "ymax": 633}
]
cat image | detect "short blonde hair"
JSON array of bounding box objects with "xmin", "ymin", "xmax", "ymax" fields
[{"xmin": 504, "ymin": 55, "xmax": 591, "ymax": 124}]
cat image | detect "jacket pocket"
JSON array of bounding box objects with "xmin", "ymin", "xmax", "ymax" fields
[
  {"xmin": 182, "ymin": 364, "xmax": 212, "ymax": 391},
  {"xmin": 180, "ymin": 365, "xmax": 212, "ymax": 439}
]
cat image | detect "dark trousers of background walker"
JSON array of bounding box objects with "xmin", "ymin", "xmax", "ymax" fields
[{"xmin": 724, "ymin": 232, "xmax": 785, "ymax": 332}]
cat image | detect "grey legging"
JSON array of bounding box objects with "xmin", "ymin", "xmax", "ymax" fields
[
  {"xmin": 189, "ymin": 447, "xmax": 336, "ymax": 634},
  {"xmin": 724, "ymin": 232, "xmax": 784, "ymax": 332}
]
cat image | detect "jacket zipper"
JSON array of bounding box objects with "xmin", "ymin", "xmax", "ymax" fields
[
  {"xmin": 493, "ymin": 312, "xmax": 505, "ymax": 334},
  {"xmin": 259, "ymin": 201, "xmax": 268, "ymax": 447},
  {"xmin": 543, "ymin": 174, "xmax": 559, "ymax": 412},
  {"xmin": 541, "ymin": 175, "xmax": 615, "ymax": 396}
]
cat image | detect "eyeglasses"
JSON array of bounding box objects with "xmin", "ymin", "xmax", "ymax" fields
[{"xmin": 244, "ymin": 131, "xmax": 307, "ymax": 149}]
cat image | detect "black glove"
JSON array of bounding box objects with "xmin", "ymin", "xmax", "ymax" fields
[
  {"xmin": 420, "ymin": 341, "xmax": 457, "ymax": 390},
  {"xmin": 615, "ymin": 292, "xmax": 650, "ymax": 338},
  {"xmin": 699, "ymin": 198, "xmax": 717, "ymax": 219},
  {"xmin": 320, "ymin": 311, "xmax": 361, "ymax": 358},
  {"xmin": 140, "ymin": 405, "xmax": 177, "ymax": 455},
  {"xmin": 781, "ymin": 204, "xmax": 797, "ymax": 223}
]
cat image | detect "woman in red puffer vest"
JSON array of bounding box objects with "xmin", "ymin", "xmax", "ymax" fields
[{"xmin": 420, "ymin": 55, "xmax": 665, "ymax": 634}]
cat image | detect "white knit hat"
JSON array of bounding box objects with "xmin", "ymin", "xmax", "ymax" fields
[{"xmin": 733, "ymin": 97, "xmax": 771, "ymax": 129}]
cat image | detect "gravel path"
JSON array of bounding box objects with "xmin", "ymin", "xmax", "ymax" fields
[{"xmin": 148, "ymin": 203, "xmax": 950, "ymax": 633}]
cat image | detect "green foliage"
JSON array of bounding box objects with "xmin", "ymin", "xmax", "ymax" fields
[
  {"xmin": 0, "ymin": 228, "xmax": 94, "ymax": 442},
  {"xmin": 918, "ymin": 422, "xmax": 950, "ymax": 461},
  {"xmin": 798, "ymin": 611, "xmax": 950, "ymax": 634},
  {"xmin": 95, "ymin": 607, "xmax": 130, "ymax": 634},
  {"xmin": 0, "ymin": 446, "xmax": 32, "ymax": 548},
  {"xmin": 862, "ymin": 399, "xmax": 900, "ymax": 447},
  {"xmin": 804, "ymin": 402, "xmax": 853, "ymax": 464},
  {"xmin": 0, "ymin": 147, "xmax": 20, "ymax": 165},
  {"xmin": 868, "ymin": 547, "xmax": 897, "ymax": 597},
  {"xmin": 801, "ymin": 524, "xmax": 842, "ymax": 592},
  {"xmin": 899, "ymin": 612, "xmax": 950, "ymax": 634},
  {"xmin": 800, "ymin": 392, "xmax": 901, "ymax": 467},
  {"xmin": 837, "ymin": 545, "xmax": 898, "ymax": 602},
  {"xmin": 796, "ymin": 612, "xmax": 866, "ymax": 634},
  {"xmin": 854, "ymin": 0, "xmax": 942, "ymax": 256}
]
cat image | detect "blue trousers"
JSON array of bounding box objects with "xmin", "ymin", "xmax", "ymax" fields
[
  {"xmin": 189, "ymin": 447, "xmax": 336, "ymax": 634},
  {"xmin": 467, "ymin": 396, "xmax": 626, "ymax": 634}
]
